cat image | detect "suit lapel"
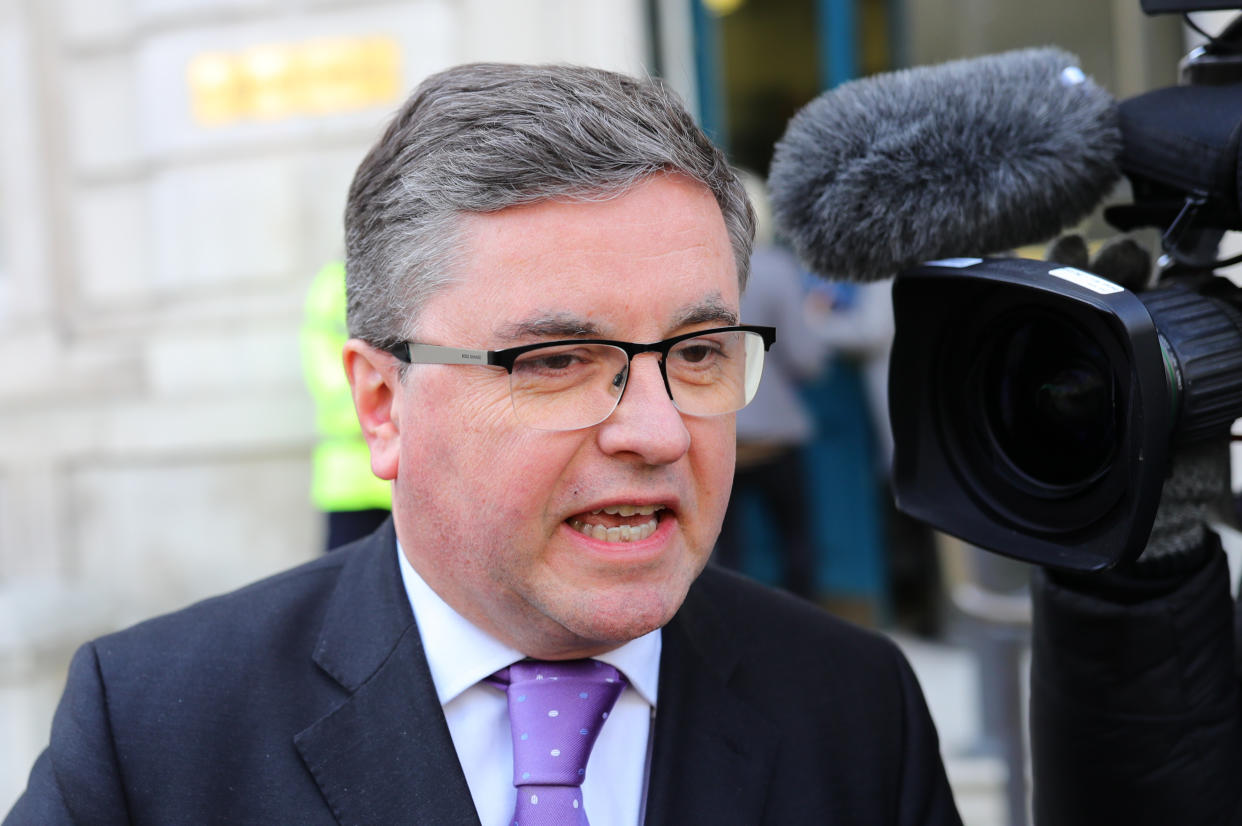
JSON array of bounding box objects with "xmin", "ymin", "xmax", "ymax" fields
[
  {"xmin": 642, "ymin": 574, "xmax": 780, "ymax": 825},
  {"xmin": 293, "ymin": 524, "xmax": 481, "ymax": 826}
]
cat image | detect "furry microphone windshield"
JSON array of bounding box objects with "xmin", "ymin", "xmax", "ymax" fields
[{"xmin": 767, "ymin": 47, "xmax": 1123, "ymax": 282}]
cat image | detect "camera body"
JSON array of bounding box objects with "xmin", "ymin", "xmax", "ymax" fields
[{"xmin": 889, "ymin": 7, "xmax": 1242, "ymax": 569}]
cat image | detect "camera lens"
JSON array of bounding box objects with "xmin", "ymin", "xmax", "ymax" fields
[{"xmin": 982, "ymin": 314, "xmax": 1118, "ymax": 489}]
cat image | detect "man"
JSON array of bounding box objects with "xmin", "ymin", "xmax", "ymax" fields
[{"xmin": 5, "ymin": 63, "xmax": 961, "ymax": 825}]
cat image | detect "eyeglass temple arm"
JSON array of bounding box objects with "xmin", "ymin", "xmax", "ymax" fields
[{"xmin": 393, "ymin": 342, "xmax": 498, "ymax": 366}]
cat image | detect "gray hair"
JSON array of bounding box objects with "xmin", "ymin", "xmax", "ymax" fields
[{"xmin": 344, "ymin": 62, "xmax": 755, "ymax": 348}]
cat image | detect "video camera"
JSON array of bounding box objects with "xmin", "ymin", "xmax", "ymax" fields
[{"xmin": 889, "ymin": 1, "xmax": 1242, "ymax": 570}]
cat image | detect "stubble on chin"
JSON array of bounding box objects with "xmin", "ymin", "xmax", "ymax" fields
[{"xmin": 537, "ymin": 563, "xmax": 705, "ymax": 655}]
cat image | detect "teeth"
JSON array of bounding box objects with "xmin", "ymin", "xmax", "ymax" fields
[
  {"xmin": 592, "ymin": 504, "xmax": 663, "ymax": 517},
  {"xmin": 568, "ymin": 515, "xmax": 660, "ymax": 543},
  {"xmin": 571, "ymin": 504, "xmax": 666, "ymax": 543}
]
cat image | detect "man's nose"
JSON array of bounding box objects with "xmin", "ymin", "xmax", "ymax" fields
[{"xmin": 596, "ymin": 353, "xmax": 691, "ymax": 464}]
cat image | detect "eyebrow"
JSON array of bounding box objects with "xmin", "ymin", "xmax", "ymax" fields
[
  {"xmin": 673, "ymin": 294, "xmax": 738, "ymax": 328},
  {"xmin": 494, "ymin": 294, "xmax": 738, "ymax": 345},
  {"xmin": 494, "ymin": 313, "xmax": 599, "ymax": 343}
]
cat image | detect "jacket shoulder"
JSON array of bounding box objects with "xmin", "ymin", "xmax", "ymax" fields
[{"xmin": 689, "ymin": 564, "xmax": 905, "ymax": 665}]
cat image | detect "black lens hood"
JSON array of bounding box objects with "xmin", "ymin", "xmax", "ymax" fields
[{"xmin": 890, "ymin": 257, "xmax": 1171, "ymax": 570}]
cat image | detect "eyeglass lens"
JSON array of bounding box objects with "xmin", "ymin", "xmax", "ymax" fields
[{"xmin": 507, "ymin": 330, "xmax": 766, "ymax": 431}]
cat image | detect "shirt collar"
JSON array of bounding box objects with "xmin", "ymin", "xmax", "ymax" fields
[{"xmin": 397, "ymin": 543, "xmax": 661, "ymax": 708}]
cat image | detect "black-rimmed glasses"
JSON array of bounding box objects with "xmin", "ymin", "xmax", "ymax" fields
[{"xmin": 386, "ymin": 325, "xmax": 776, "ymax": 432}]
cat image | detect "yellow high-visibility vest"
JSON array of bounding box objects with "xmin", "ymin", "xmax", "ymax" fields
[{"xmin": 300, "ymin": 261, "xmax": 392, "ymax": 512}]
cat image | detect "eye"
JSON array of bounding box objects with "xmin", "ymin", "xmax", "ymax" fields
[
  {"xmin": 526, "ymin": 352, "xmax": 580, "ymax": 371},
  {"xmin": 673, "ymin": 337, "xmax": 727, "ymax": 366},
  {"xmin": 511, "ymin": 343, "xmax": 618, "ymax": 383},
  {"xmin": 677, "ymin": 342, "xmax": 719, "ymax": 364},
  {"xmin": 515, "ymin": 349, "xmax": 588, "ymax": 376}
]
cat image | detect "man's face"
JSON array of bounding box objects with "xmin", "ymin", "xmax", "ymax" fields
[{"xmin": 390, "ymin": 174, "xmax": 738, "ymax": 659}]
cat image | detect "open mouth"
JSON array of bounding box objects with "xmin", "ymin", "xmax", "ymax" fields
[{"xmin": 567, "ymin": 504, "xmax": 666, "ymax": 543}]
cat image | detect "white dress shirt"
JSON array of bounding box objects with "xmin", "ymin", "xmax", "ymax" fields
[{"xmin": 397, "ymin": 545, "xmax": 660, "ymax": 826}]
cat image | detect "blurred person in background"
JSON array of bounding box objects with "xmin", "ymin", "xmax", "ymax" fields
[
  {"xmin": 714, "ymin": 171, "xmax": 831, "ymax": 600},
  {"xmin": 301, "ymin": 259, "xmax": 392, "ymax": 551},
  {"xmin": 804, "ymin": 277, "xmax": 944, "ymax": 636}
]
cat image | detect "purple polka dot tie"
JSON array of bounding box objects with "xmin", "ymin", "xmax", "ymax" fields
[{"xmin": 490, "ymin": 659, "xmax": 627, "ymax": 826}]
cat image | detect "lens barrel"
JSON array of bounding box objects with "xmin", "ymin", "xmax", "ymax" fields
[
  {"xmin": 1137, "ymin": 278, "xmax": 1242, "ymax": 445},
  {"xmin": 981, "ymin": 311, "xmax": 1119, "ymax": 489}
]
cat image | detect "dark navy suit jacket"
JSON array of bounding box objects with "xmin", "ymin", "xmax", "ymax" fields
[{"xmin": 5, "ymin": 522, "xmax": 961, "ymax": 825}]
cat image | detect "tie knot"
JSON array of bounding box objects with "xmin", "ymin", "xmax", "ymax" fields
[
  {"xmin": 500, "ymin": 658, "xmax": 625, "ymax": 691},
  {"xmin": 494, "ymin": 658, "xmax": 626, "ymax": 791}
]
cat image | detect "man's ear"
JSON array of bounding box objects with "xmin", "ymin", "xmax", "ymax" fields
[{"xmin": 343, "ymin": 339, "xmax": 401, "ymax": 481}]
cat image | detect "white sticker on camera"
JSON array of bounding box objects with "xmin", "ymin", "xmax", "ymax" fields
[
  {"xmin": 925, "ymin": 257, "xmax": 983, "ymax": 268},
  {"xmin": 1049, "ymin": 266, "xmax": 1124, "ymax": 295}
]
